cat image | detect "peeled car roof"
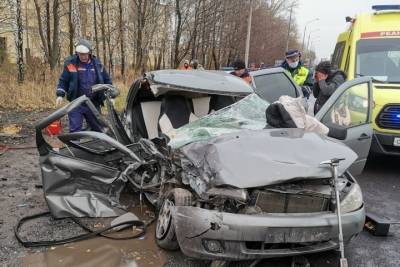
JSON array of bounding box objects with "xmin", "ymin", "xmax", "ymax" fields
[{"xmin": 146, "ymin": 70, "xmax": 253, "ymax": 96}]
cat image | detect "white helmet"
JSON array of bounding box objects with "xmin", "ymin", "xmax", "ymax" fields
[
  {"xmin": 75, "ymin": 45, "xmax": 90, "ymax": 54},
  {"xmin": 75, "ymin": 38, "xmax": 92, "ymax": 54}
]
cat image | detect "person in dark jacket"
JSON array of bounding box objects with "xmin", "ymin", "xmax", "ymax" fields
[
  {"xmin": 56, "ymin": 38, "xmax": 112, "ymax": 133},
  {"xmin": 230, "ymin": 60, "xmax": 252, "ymax": 84},
  {"xmin": 312, "ymin": 61, "xmax": 346, "ymax": 115}
]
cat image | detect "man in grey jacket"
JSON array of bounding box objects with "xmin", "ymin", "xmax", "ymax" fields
[{"xmin": 313, "ymin": 61, "xmax": 347, "ymax": 115}]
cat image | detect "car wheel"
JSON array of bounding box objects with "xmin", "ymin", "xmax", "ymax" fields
[{"xmin": 155, "ymin": 188, "xmax": 192, "ymax": 250}]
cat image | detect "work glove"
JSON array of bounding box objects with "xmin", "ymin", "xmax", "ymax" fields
[{"xmin": 56, "ymin": 96, "xmax": 63, "ymax": 106}]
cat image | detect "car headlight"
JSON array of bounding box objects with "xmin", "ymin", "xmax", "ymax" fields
[{"xmin": 340, "ymin": 183, "xmax": 363, "ymax": 213}]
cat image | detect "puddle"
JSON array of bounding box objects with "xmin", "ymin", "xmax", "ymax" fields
[{"xmin": 22, "ymin": 206, "xmax": 167, "ymax": 267}]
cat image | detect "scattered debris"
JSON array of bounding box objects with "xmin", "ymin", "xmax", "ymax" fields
[
  {"xmin": 364, "ymin": 212, "xmax": 397, "ymax": 236},
  {"xmin": 0, "ymin": 124, "xmax": 22, "ymax": 136},
  {"xmin": 111, "ymin": 212, "xmax": 140, "ymax": 231},
  {"xmin": 145, "ymin": 210, "xmax": 155, "ymax": 218},
  {"xmin": 93, "ymin": 222, "xmax": 104, "ymax": 228}
]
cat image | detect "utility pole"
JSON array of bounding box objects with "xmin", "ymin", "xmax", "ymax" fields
[
  {"xmin": 245, "ymin": 0, "xmax": 253, "ymax": 68},
  {"xmin": 301, "ymin": 18, "xmax": 319, "ymax": 51},
  {"xmin": 306, "ymin": 29, "xmax": 319, "ymax": 55},
  {"xmin": 285, "ymin": 4, "xmax": 294, "ymax": 52}
]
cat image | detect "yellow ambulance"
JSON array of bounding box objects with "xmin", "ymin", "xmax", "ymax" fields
[{"xmin": 332, "ymin": 5, "xmax": 400, "ymax": 155}]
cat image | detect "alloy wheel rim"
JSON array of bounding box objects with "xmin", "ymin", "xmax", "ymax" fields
[{"xmin": 156, "ymin": 199, "xmax": 174, "ymax": 239}]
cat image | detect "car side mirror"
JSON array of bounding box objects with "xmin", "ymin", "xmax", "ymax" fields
[{"xmin": 325, "ymin": 123, "xmax": 348, "ymax": 140}]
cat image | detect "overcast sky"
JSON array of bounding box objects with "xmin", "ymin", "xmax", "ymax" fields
[{"xmin": 296, "ymin": 0, "xmax": 400, "ymax": 60}]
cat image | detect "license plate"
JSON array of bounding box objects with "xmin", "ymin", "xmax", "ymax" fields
[
  {"xmin": 394, "ymin": 137, "xmax": 400, "ymax": 147},
  {"xmin": 265, "ymin": 227, "xmax": 330, "ymax": 243}
]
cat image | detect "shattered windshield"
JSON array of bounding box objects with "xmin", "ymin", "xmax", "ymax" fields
[{"xmin": 168, "ymin": 94, "xmax": 269, "ymax": 148}]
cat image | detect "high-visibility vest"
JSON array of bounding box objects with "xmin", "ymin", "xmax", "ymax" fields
[{"xmin": 290, "ymin": 66, "xmax": 309, "ymax": 86}]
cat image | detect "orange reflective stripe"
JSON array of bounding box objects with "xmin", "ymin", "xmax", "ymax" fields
[
  {"xmin": 243, "ymin": 76, "xmax": 252, "ymax": 84},
  {"xmin": 67, "ymin": 64, "xmax": 77, "ymax": 72}
]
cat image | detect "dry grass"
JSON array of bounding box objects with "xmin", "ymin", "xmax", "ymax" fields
[{"xmin": 0, "ymin": 63, "xmax": 139, "ymax": 112}]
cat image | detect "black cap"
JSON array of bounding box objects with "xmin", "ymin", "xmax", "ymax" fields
[
  {"xmin": 315, "ymin": 61, "xmax": 332, "ymax": 75},
  {"xmin": 232, "ymin": 60, "xmax": 246, "ymax": 70}
]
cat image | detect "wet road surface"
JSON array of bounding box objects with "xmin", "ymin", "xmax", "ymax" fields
[{"xmin": 20, "ymin": 154, "xmax": 400, "ymax": 267}]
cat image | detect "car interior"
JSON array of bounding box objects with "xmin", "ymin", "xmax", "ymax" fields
[{"xmin": 128, "ymin": 83, "xmax": 236, "ymax": 139}]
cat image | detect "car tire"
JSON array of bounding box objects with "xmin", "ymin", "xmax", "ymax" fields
[{"xmin": 155, "ymin": 188, "xmax": 192, "ymax": 250}]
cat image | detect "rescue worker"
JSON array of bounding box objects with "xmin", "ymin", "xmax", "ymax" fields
[
  {"xmin": 178, "ymin": 59, "xmax": 192, "ymax": 70},
  {"xmin": 55, "ymin": 38, "xmax": 112, "ymax": 133},
  {"xmin": 230, "ymin": 60, "xmax": 252, "ymax": 84},
  {"xmin": 313, "ymin": 61, "xmax": 347, "ymax": 114},
  {"xmin": 281, "ymin": 49, "xmax": 312, "ymax": 98}
]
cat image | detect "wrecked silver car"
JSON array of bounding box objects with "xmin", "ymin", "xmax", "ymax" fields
[{"xmin": 36, "ymin": 70, "xmax": 373, "ymax": 260}]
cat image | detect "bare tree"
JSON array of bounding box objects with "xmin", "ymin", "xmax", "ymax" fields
[
  {"xmin": 93, "ymin": 0, "xmax": 100, "ymax": 56},
  {"xmin": 2, "ymin": 0, "xmax": 305, "ymax": 78},
  {"xmin": 96, "ymin": 0, "xmax": 107, "ymax": 66},
  {"xmin": 118, "ymin": 0, "xmax": 126, "ymax": 77},
  {"xmin": 7, "ymin": 0, "xmax": 24, "ymax": 82},
  {"xmin": 33, "ymin": 0, "xmax": 61, "ymax": 70},
  {"xmin": 68, "ymin": 0, "xmax": 81, "ymax": 55}
]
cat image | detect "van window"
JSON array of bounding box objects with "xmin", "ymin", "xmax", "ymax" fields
[
  {"xmin": 356, "ymin": 38, "xmax": 400, "ymax": 83},
  {"xmin": 332, "ymin": 41, "xmax": 346, "ymax": 68}
]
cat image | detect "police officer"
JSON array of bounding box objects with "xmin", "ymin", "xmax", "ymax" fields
[
  {"xmin": 281, "ymin": 49, "xmax": 312, "ymax": 98},
  {"xmin": 55, "ymin": 38, "xmax": 112, "ymax": 133}
]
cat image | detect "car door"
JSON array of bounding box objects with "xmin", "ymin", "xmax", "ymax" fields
[{"xmin": 315, "ymin": 77, "xmax": 373, "ymax": 175}]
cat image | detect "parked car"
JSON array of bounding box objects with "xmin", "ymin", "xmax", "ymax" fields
[
  {"xmin": 36, "ymin": 70, "xmax": 373, "ymax": 260},
  {"xmin": 249, "ymin": 67, "xmax": 309, "ymax": 110}
]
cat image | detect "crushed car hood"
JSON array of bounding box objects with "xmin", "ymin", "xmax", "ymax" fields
[
  {"xmin": 180, "ymin": 128, "xmax": 357, "ymax": 190},
  {"xmin": 146, "ymin": 69, "xmax": 253, "ymax": 97}
]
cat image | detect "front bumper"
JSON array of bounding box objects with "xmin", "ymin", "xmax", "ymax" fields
[
  {"xmin": 173, "ymin": 205, "xmax": 365, "ymax": 260},
  {"xmin": 370, "ymin": 131, "xmax": 400, "ymax": 156}
]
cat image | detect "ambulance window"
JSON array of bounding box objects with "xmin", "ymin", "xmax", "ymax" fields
[
  {"xmin": 332, "ymin": 42, "xmax": 345, "ymax": 68},
  {"xmin": 356, "ymin": 38, "xmax": 400, "ymax": 82},
  {"xmin": 344, "ymin": 46, "xmax": 351, "ymax": 73}
]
